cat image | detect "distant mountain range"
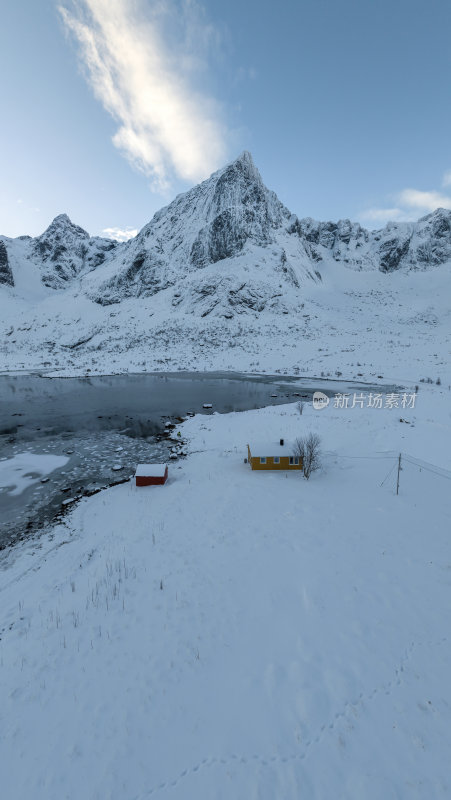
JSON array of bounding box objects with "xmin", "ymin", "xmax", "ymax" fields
[
  {"xmin": 1, "ymin": 152, "xmax": 451, "ymax": 319},
  {"xmin": 1, "ymin": 152, "xmax": 450, "ymax": 380}
]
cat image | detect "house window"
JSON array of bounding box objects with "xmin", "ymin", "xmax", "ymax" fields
[
  {"xmin": 289, "ymin": 456, "xmax": 300, "ymax": 465},
  {"xmin": 273, "ymin": 456, "xmax": 280, "ymax": 464},
  {"xmin": 289, "ymin": 456, "xmax": 294, "ymax": 465},
  {"xmin": 260, "ymin": 457, "xmax": 266, "ymax": 464},
  {"xmin": 294, "ymin": 457, "xmax": 299, "ymax": 465}
]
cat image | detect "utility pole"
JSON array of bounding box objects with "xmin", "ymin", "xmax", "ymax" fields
[{"xmin": 396, "ymin": 453, "xmax": 402, "ymax": 495}]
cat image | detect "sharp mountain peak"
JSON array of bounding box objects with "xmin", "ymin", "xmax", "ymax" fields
[{"xmin": 1, "ymin": 153, "xmax": 451, "ymax": 298}]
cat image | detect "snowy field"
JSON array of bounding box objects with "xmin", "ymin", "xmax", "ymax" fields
[
  {"xmin": 1, "ymin": 385, "xmax": 451, "ymax": 799},
  {"xmin": 1, "ymin": 258, "xmax": 450, "ymax": 388}
]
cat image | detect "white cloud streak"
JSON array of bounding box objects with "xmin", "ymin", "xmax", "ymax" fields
[
  {"xmin": 360, "ymin": 176, "xmax": 451, "ymax": 227},
  {"xmin": 59, "ymin": 0, "xmax": 228, "ymax": 189},
  {"xmin": 360, "ymin": 207, "xmax": 405, "ymax": 225},
  {"xmin": 102, "ymin": 226, "xmax": 138, "ymax": 241},
  {"xmin": 397, "ymin": 188, "xmax": 451, "ymax": 212}
]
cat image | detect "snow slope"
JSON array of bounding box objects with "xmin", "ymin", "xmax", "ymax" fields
[
  {"xmin": 1, "ymin": 255, "xmax": 449, "ymax": 386},
  {"xmin": 1, "ymin": 152, "xmax": 450, "ymax": 381},
  {"xmin": 1, "ymin": 387, "xmax": 451, "ymax": 799}
]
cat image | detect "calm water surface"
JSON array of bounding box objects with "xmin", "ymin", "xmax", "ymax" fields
[{"xmin": 0, "ymin": 371, "xmax": 396, "ymax": 548}]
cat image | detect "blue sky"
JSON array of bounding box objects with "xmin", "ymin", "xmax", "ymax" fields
[{"xmin": 1, "ymin": 0, "xmax": 450, "ymax": 239}]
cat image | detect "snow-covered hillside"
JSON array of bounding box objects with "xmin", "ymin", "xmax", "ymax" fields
[{"xmin": 1, "ymin": 152, "xmax": 450, "ymax": 380}]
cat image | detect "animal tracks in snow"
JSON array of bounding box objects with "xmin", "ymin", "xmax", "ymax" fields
[{"xmin": 136, "ymin": 637, "xmax": 445, "ymax": 797}]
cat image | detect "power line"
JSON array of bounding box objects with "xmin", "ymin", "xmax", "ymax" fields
[
  {"xmin": 323, "ymin": 451, "xmax": 396, "ymax": 460},
  {"xmin": 380, "ymin": 461, "xmax": 397, "ymax": 487},
  {"xmin": 402, "ymin": 455, "xmax": 451, "ymax": 481},
  {"xmin": 326, "ymin": 450, "xmax": 451, "ymax": 473},
  {"xmin": 325, "ymin": 450, "xmax": 451, "ymax": 487}
]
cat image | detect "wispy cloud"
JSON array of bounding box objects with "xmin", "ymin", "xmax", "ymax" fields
[
  {"xmin": 360, "ymin": 174, "xmax": 451, "ymax": 226},
  {"xmin": 58, "ymin": 0, "xmax": 228, "ymax": 189},
  {"xmin": 14, "ymin": 198, "xmax": 40, "ymax": 213},
  {"xmin": 102, "ymin": 226, "xmax": 138, "ymax": 241},
  {"xmin": 397, "ymin": 188, "xmax": 451, "ymax": 213},
  {"xmin": 360, "ymin": 207, "xmax": 405, "ymax": 225}
]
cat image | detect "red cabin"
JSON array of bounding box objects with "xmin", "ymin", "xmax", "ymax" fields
[{"xmin": 135, "ymin": 463, "xmax": 168, "ymax": 487}]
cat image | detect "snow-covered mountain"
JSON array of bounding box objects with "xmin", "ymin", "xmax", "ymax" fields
[
  {"xmin": 1, "ymin": 151, "xmax": 450, "ymax": 380},
  {"xmin": 0, "ymin": 214, "xmax": 117, "ymax": 291},
  {"xmin": 295, "ymin": 208, "xmax": 451, "ymax": 272},
  {"xmin": 80, "ymin": 151, "xmax": 322, "ymax": 314},
  {"xmin": 2, "ymin": 152, "xmax": 451, "ymax": 305}
]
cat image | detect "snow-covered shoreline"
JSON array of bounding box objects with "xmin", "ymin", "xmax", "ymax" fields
[
  {"xmin": 2, "ymin": 389, "xmax": 451, "ymax": 799},
  {"xmin": 0, "ymin": 367, "xmax": 406, "ymax": 390}
]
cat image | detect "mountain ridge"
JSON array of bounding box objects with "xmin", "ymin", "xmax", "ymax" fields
[{"xmin": 1, "ymin": 152, "xmax": 451, "ymax": 312}]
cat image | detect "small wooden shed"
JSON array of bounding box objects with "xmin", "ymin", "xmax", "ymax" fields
[{"xmin": 135, "ymin": 463, "xmax": 168, "ymax": 486}]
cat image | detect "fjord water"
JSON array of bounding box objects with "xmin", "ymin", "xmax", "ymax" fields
[
  {"xmin": 0, "ymin": 371, "xmax": 395, "ymax": 547},
  {"xmin": 0, "ymin": 372, "xmax": 303, "ymax": 440},
  {"xmin": 0, "ymin": 371, "xmax": 299, "ymax": 546}
]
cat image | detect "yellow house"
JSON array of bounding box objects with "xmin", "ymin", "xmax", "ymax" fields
[{"xmin": 247, "ymin": 439, "xmax": 303, "ymax": 471}]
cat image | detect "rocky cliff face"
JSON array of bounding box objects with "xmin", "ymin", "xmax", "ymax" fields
[
  {"xmin": 0, "ymin": 240, "xmax": 14, "ymax": 286},
  {"xmin": 31, "ymin": 214, "xmax": 117, "ymax": 289},
  {"xmin": 0, "ymin": 214, "xmax": 117, "ymax": 293},
  {"xmin": 85, "ymin": 151, "xmax": 314, "ymax": 308},
  {"xmin": 1, "ymin": 153, "xmax": 451, "ymax": 315},
  {"xmin": 294, "ymin": 208, "xmax": 451, "ymax": 272}
]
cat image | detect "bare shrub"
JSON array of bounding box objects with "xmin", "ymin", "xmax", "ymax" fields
[
  {"xmin": 297, "ymin": 401, "xmax": 304, "ymax": 415},
  {"xmin": 293, "ymin": 433, "xmax": 321, "ymax": 480}
]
